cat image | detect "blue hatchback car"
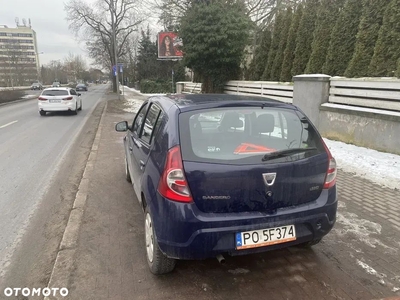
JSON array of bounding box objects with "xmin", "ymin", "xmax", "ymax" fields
[{"xmin": 115, "ymin": 94, "xmax": 337, "ymax": 274}]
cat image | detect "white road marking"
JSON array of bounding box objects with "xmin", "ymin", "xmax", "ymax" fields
[{"xmin": 0, "ymin": 120, "xmax": 18, "ymax": 129}]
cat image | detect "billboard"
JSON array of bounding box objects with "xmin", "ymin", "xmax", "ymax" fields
[{"xmin": 158, "ymin": 32, "xmax": 183, "ymax": 59}]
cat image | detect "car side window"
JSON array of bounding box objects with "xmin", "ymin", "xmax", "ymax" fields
[
  {"xmin": 140, "ymin": 103, "xmax": 161, "ymax": 144},
  {"xmin": 70, "ymin": 89, "xmax": 77, "ymax": 95},
  {"xmin": 132, "ymin": 103, "xmax": 148, "ymax": 135}
]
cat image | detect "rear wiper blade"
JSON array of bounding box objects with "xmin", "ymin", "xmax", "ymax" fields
[{"xmin": 262, "ymin": 147, "xmax": 317, "ymax": 161}]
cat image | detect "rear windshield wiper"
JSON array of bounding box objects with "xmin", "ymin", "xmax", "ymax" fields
[{"xmin": 262, "ymin": 147, "xmax": 318, "ymax": 161}]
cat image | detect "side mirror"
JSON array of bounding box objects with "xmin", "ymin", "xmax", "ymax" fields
[
  {"xmin": 115, "ymin": 121, "xmax": 129, "ymax": 132},
  {"xmin": 77, "ymin": 93, "xmax": 81, "ymax": 96}
]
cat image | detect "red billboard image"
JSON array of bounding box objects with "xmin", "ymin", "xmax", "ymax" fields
[{"xmin": 158, "ymin": 32, "xmax": 183, "ymax": 59}]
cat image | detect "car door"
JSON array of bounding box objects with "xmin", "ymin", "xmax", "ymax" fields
[
  {"xmin": 127, "ymin": 102, "xmax": 149, "ymax": 198},
  {"xmin": 70, "ymin": 89, "xmax": 78, "ymax": 107},
  {"xmin": 130, "ymin": 102, "xmax": 163, "ymax": 199}
]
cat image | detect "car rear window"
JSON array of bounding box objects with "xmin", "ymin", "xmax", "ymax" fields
[
  {"xmin": 42, "ymin": 90, "xmax": 69, "ymax": 96},
  {"xmin": 179, "ymin": 106, "xmax": 325, "ymax": 164}
]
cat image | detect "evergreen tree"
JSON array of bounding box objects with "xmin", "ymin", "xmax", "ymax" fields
[
  {"xmin": 345, "ymin": 0, "xmax": 389, "ymax": 77},
  {"xmin": 280, "ymin": 4, "xmax": 303, "ymax": 82},
  {"xmin": 291, "ymin": 0, "xmax": 319, "ymax": 77},
  {"xmin": 248, "ymin": 29, "xmax": 272, "ymax": 81},
  {"xmin": 368, "ymin": 0, "xmax": 400, "ymax": 77},
  {"xmin": 271, "ymin": 8, "xmax": 293, "ymax": 81},
  {"xmin": 306, "ymin": 0, "xmax": 344, "ymax": 74},
  {"xmin": 180, "ymin": 0, "xmax": 251, "ymax": 93},
  {"xmin": 136, "ymin": 28, "xmax": 159, "ymax": 81},
  {"xmin": 323, "ymin": 0, "xmax": 363, "ymax": 76},
  {"xmin": 262, "ymin": 10, "xmax": 285, "ymax": 80}
]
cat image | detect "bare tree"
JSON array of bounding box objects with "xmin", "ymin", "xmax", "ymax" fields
[
  {"xmin": 65, "ymin": 0, "xmax": 146, "ymax": 92},
  {"xmin": 64, "ymin": 53, "xmax": 87, "ymax": 82},
  {"xmin": 153, "ymin": 0, "xmax": 301, "ymax": 30}
]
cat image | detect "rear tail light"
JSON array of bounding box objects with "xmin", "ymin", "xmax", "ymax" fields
[
  {"xmin": 322, "ymin": 140, "xmax": 337, "ymax": 189},
  {"xmin": 63, "ymin": 96, "xmax": 73, "ymax": 100},
  {"xmin": 158, "ymin": 145, "xmax": 193, "ymax": 203},
  {"xmin": 38, "ymin": 96, "xmax": 47, "ymax": 101}
]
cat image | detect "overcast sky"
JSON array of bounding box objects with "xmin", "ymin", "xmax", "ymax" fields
[
  {"xmin": 1, "ymin": 0, "xmax": 161, "ymax": 68},
  {"xmin": 1, "ymin": 0, "xmax": 89, "ymax": 65}
]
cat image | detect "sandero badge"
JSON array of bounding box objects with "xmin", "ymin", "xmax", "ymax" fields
[{"xmin": 115, "ymin": 94, "xmax": 338, "ymax": 274}]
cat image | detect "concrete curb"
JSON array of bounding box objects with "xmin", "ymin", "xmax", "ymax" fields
[{"xmin": 43, "ymin": 101, "xmax": 108, "ymax": 300}]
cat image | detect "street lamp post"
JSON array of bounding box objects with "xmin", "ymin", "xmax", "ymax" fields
[{"xmin": 36, "ymin": 51, "xmax": 44, "ymax": 82}]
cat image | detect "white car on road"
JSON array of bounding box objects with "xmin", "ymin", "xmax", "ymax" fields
[{"xmin": 38, "ymin": 88, "xmax": 82, "ymax": 116}]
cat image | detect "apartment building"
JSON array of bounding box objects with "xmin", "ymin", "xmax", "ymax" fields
[{"xmin": 0, "ymin": 21, "xmax": 40, "ymax": 87}]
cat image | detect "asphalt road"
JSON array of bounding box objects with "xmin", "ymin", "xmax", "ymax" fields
[{"xmin": 0, "ymin": 84, "xmax": 108, "ymax": 278}]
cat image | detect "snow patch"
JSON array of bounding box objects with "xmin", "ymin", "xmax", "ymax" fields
[
  {"xmin": 335, "ymin": 212, "xmax": 397, "ymax": 252},
  {"xmin": 22, "ymin": 94, "xmax": 36, "ymax": 99},
  {"xmin": 356, "ymin": 260, "xmax": 386, "ymax": 279},
  {"xmin": 123, "ymin": 97, "xmax": 143, "ymax": 113},
  {"xmin": 324, "ymin": 138, "xmax": 400, "ymax": 190}
]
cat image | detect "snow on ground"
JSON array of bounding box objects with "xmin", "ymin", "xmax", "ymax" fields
[
  {"xmin": 324, "ymin": 138, "xmax": 399, "ymax": 190},
  {"xmin": 22, "ymin": 94, "xmax": 36, "ymax": 99},
  {"xmin": 122, "ymin": 86, "xmax": 166, "ymax": 113},
  {"xmin": 122, "ymin": 86, "xmax": 166, "ymax": 97},
  {"xmin": 122, "ymin": 89, "xmax": 399, "ymax": 190}
]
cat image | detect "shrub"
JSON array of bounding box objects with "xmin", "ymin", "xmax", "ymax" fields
[
  {"xmin": 139, "ymin": 80, "xmax": 173, "ymax": 94},
  {"xmin": 0, "ymin": 90, "xmax": 25, "ymax": 104}
]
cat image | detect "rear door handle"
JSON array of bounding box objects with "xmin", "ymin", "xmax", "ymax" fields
[{"xmin": 140, "ymin": 160, "xmax": 146, "ymax": 170}]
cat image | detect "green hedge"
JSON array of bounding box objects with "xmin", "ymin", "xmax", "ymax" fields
[
  {"xmin": 139, "ymin": 80, "xmax": 173, "ymax": 94},
  {"xmin": 0, "ymin": 90, "xmax": 25, "ymax": 104}
]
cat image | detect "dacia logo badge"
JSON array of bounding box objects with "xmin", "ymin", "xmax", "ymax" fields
[{"xmin": 262, "ymin": 173, "xmax": 276, "ymax": 186}]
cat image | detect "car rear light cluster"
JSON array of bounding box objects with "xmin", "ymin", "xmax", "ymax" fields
[
  {"xmin": 322, "ymin": 140, "xmax": 337, "ymax": 189},
  {"xmin": 63, "ymin": 96, "xmax": 73, "ymax": 100},
  {"xmin": 38, "ymin": 96, "xmax": 47, "ymax": 101},
  {"xmin": 158, "ymin": 145, "xmax": 193, "ymax": 203}
]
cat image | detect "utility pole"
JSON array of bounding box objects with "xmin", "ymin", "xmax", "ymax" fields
[{"xmin": 110, "ymin": 0, "xmax": 120, "ymax": 100}]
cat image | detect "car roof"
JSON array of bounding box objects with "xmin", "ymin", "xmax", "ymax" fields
[
  {"xmin": 149, "ymin": 94, "xmax": 296, "ymax": 113},
  {"xmin": 43, "ymin": 87, "xmax": 70, "ymax": 91}
]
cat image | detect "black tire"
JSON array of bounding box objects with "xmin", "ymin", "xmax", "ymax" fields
[
  {"xmin": 72, "ymin": 104, "xmax": 78, "ymax": 115},
  {"xmin": 145, "ymin": 207, "xmax": 176, "ymax": 275},
  {"xmin": 78, "ymin": 101, "xmax": 82, "ymax": 111},
  {"xmin": 125, "ymin": 156, "xmax": 131, "ymax": 183},
  {"xmin": 39, "ymin": 111, "xmax": 46, "ymax": 116},
  {"xmin": 298, "ymin": 238, "xmax": 322, "ymax": 248}
]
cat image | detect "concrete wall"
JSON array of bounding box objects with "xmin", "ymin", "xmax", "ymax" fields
[{"xmin": 319, "ymin": 105, "xmax": 400, "ymax": 155}]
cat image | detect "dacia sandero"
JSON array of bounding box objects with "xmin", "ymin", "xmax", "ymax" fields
[{"xmin": 115, "ymin": 94, "xmax": 337, "ymax": 274}]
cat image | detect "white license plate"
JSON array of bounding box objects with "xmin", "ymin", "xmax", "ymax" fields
[
  {"xmin": 49, "ymin": 100, "xmax": 61, "ymax": 103},
  {"xmin": 236, "ymin": 225, "xmax": 296, "ymax": 250}
]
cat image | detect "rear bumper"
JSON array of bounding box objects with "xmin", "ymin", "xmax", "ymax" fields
[
  {"xmin": 151, "ymin": 187, "xmax": 337, "ymax": 260},
  {"xmin": 38, "ymin": 101, "xmax": 76, "ymax": 112}
]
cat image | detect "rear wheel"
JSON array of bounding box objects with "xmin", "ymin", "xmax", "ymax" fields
[
  {"xmin": 145, "ymin": 208, "xmax": 176, "ymax": 274},
  {"xmin": 78, "ymin": 100, "xmax": 82, "ymax": 111},
  {"xmin": 39, "ymin": 111, "xmax": 46, "ymax": 116},
  {"xmin": 72, "ymin": 104, "xmax": 78, "ymax": 115}
]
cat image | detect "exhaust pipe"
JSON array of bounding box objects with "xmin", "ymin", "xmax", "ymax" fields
[{"xmin": 216, "ymin": 254, "xmax": 225, "ymax": 264}]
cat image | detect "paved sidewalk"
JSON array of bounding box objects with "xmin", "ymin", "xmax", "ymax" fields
[{"xmin": 60, "ymin": 93, "xmax": 400, "ymax": 300}]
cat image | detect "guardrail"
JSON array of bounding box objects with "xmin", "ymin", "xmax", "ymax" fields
[{"xmin": 328, "ymin": 77, "xmax": 400, "ymax": 112}]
